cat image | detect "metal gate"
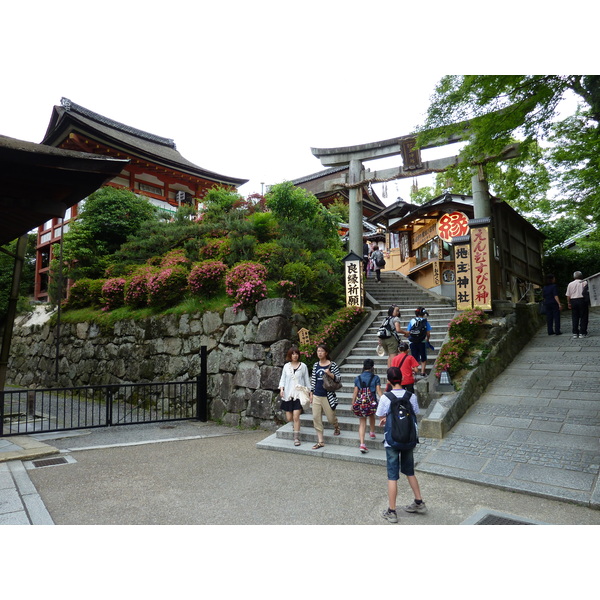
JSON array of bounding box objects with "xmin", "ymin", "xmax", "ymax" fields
[{"xmin": 1, "ymin": 349, "xmax": 208, "ymax": 437}]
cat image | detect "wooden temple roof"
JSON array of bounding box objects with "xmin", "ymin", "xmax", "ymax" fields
[
  {"xmin": 0, "ymin": 134, "xmax": 128, "ymax": 246},
  {"xmin": 41, "ymin": 98, "xmax": 248, "ymax": 188}
]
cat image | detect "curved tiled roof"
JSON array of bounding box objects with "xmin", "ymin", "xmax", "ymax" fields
[{"xmin": 41, "ymin": 98, "xmax": 247, "ymax": 187}]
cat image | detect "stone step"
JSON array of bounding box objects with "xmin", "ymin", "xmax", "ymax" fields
[{"xmin": 258, "ymin": 274, "xmax": 453, "ymax": 465}]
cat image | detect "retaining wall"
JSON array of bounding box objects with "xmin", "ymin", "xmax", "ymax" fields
[{"xmin": 6, "ymin": 298, "xmax": 299, "ymax": 431}]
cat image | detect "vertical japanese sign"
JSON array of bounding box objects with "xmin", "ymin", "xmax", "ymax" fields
[
  {"xmin": 470, "ymin": 225, "xmax": 492, "ymax": 310},
  {"xmin": 344, "ymin": 255, "xmax": 364, "ymax": 308},
  {"xmin": 453, "ymin": 236, "xmax": 472, "ymax": 310}
]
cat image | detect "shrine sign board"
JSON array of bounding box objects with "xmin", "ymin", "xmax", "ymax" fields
[{"xmin": 343, "ymin": 251, "xmax": 364, "ymax": 308}]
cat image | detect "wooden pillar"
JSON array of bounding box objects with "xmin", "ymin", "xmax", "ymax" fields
[{"xmin": 348, "ymin": 159, "xmax": 363, "ymax": 257}]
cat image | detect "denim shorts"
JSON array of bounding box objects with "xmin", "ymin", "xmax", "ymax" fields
[
  {"xmin": 410, "ymin": 341, "xmax": 427, "ymax": 363},
  {"xmin": 385, "ymin": 446, "xmax": 415, "ymax": 479}
]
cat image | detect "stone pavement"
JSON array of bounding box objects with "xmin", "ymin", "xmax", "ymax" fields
[
  {"xmin": 1, "ymin": 309, "xmax": 599, "ymax": 525},
  {"xmin": 415, "ymin": 307, "xmax": 600, "ymax": 508}
]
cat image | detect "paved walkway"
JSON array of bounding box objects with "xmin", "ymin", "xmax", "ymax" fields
[
  {"xmin": 415, "ymin": 308, "xmax": 600, "ymax": 508},
  {"xmin": 1, "ymin": 310, "xmax": 599, "ymax": 524}
]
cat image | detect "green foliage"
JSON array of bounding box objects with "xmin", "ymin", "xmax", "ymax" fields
[
  {"xmin": 114, "ymin": 207, "xmax": 203, "ymax": 270},
  {"xmin": 248, "ymin": 211, "xmax": 279, "ymax": 242},
  {"xmin": 435, "ymin": 308, "xmax": 487, "ymax": 379},
  {"xmin": 0, "ymin": 234, "xmax": 36, "ymax": 323},
  {"xmin": 418, "ymin": 75, "xmax": 600, "ymax": 222},
  {"xmin": 62, "ymin": 187, "xmax": 159, "ymax": 280},
  {"xmin": 327, "ymin": 198, "xmax": 349, "ymax": 223},
  {"xmin": 542, "ymin": 247, "xmax": 600, "ymax": 293},
  {"xmin": 298, "ymin": 306, "xmax": 365, "ymax": 365},
  {"xmin": 65, "ymin": 278, "xmax": 106, "ymax": 310}
]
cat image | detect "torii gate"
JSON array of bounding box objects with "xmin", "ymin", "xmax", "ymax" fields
[{"xmin": 311, "ymin": 129, "xmax": 519, "ymax": 259}]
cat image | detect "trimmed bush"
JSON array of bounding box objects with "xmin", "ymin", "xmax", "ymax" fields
[
  {"xmin": 124, "ymin": 266, "xmax": 155, "ymax": 308},
  {"xmin": 225, "ymin": 261, "xmax": 268, "ymax": 312},
  {"xmin": 65, "ymin": 278, "xmax": 106, "ymax": 309},
  {"xmin": 188, "ymin": 260, "xmax": 228, "ymax": 297},
  {"xmin": 147, "ymin": 266, "xmax": 188, "ymax": 308},
  {"xmin": 101, "ymin": 277, "xmax": 126, "ymax": 311}
]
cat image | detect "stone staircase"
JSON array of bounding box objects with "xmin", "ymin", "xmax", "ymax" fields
[{"xmin": 257, "ymin": 271, "xmax": 457, "ymax": 464}]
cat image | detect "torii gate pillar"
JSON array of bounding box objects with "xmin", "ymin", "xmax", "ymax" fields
[
  {"xmin": 471, "ymin": 166, "xmax": 491, "ymax": 219},
  {"xmin": 348, "ymin": 159, "xmax": 364, "ymax": 257}
]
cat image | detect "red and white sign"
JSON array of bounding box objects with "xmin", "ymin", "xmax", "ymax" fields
[{"xmin": 437, "ymin": 211, "xmax": 469, "ymax": 242}]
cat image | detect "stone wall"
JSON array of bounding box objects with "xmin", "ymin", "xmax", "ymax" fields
[{"xmin": 6, "ymin": 298, "xmax": 297, "ymax": 431}]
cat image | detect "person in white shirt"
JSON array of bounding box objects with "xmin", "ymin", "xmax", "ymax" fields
[
  {"xmin": 376, "ymin": 366, "xmax": 427, "ymax": 523},
  {"xmin": 565, "ymin": 271, "xmax": 589, "ymax": 338}
]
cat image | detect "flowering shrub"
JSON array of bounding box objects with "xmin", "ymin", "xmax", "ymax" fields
[
  {"xmin": 276, "ymin": 280, "xmax": 296, "ymax": 300},
  {"xmin": 199, "ymin": 239, "xmax": 228, "ymax": 261},
  {"xmin": 147, "ymin": 266, "xmax": 188, "ymax": 308},
  {"xmin": 299, "ymin": 306, "xmax": 365, "ymax": 364},
  {"xmin": 232, "ymin": 279, "xmax": 267, "ymax": 312},
  {"xmin": 434, "ymin": 308, "xmax": 487, "ymax": 379},
  {"xmin": 434, "ymin": 336, "xmax": 470, "ymax": 378},
  {"xmin": 188, "ymin": 260, "xmax": 228, "ymax": 297},
  {"xmin": 160, "ymin": 248, "xmax": 191, "ymax": 270},
  {"xmin": 124, "ymin": 266, "xmax": 155, "ymax": 308},
  {"xmin": 101, "ymin": 277, "xmax": 127, "ymax": 311},
  {"xmin": 448, "ymin": 308, "xmax": 486, "ymax": 339},
  {"xmin": 225, "ymin": 262, "xmax": 268, "ymax": 313}
]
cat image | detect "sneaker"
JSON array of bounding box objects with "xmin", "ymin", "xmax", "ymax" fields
[
  {"xmin": 359, "ymin": 444, "xmax": 368, "ymax": 454},
  {"xmin": 369, "ymin": 432, "xmax": 376, "ymax": 439},
  {"xmin": 404, "ymin": 500, "xmax": 427, "ymax": 514},
  {"xmin": 381, "ymin": 508, "xmax": 398, "ymax": 523},
  {"xmin": 581, "ymin": 334, "xmax": 588, "ymax": 338},
  {"xmin": 572, "ymin": 334, "xmax": 579, "ymax": 339}
]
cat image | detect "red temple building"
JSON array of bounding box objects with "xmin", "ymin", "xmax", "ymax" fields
[{"xmin": 34, "ymin": 98, "xmax": 247, "ymax": 301}]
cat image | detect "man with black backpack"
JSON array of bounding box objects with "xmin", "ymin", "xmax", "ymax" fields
[
  {"xmin": 376, "ymin": 367, "xmax": 427, "ymax": 523},
  {"xmin": 406, "ymin": 307, "xmax": 432, "ymax": 378}
]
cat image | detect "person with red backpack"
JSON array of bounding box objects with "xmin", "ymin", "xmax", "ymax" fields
[{"xmin": 351, "ymin": 359, "xmax": 382, "ymax": 454}]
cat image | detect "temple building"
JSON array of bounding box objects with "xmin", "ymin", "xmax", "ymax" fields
[
  {"xmin": 34, "ymin": 98, "xmax": 247, "ymax": 301},
  {"xmin": 369, "ymin": 192, "xmax": 545, "ymax": 304}
]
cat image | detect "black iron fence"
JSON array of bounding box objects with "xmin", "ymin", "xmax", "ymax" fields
[
  {"xmin": 1, "ymin": 348, "xmax": 208, "ymax": 437},
  {"xmin": 1, "ymin": 377, "xmax": 207, "ymax": 436}
]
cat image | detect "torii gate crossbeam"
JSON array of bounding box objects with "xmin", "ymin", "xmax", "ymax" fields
[{"xmin": 311, "ymin": 128, "xmax": 519, "ymax": 258}]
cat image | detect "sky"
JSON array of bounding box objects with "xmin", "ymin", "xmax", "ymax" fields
[
  {"xmin": 3, "ymin": 0, "xmax": 596, "ymax": 582},
  {"xmin": 3, "ymin": 1, "xmax": 597, "ymax": 209}
]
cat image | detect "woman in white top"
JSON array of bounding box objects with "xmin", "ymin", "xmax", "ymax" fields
[{"xmin": 278, "ymin": 346, "xmax": 310, "ymax": 446}]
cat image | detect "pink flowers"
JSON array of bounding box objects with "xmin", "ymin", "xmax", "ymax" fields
[
  {"xmin": 102, "ymin": 277, "xmax": 127, "ymax": 311},
  {"xmin": 147, "ymin": 266, "xmax": 188, "ymax": 308},
  {"xmin": 225, "ymin": 262, "xmax": 268, "ymax": 312},
  {"xmin": 188, "ymin": 260, "xmax": 228, "ymax": 297}
]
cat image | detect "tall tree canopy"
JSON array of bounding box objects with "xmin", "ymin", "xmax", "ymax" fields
[{"xmin": 417, "ymin": 75, "xmax": 600, "ymax": 220}]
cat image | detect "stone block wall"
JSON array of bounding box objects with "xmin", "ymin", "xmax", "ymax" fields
[{"xmin": 6, "ymin": 298, "xmax": 297, "ymax": 430}]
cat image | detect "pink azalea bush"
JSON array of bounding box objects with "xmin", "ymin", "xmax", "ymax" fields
[
  {"xmin": 124, "ymin": 266, "xmax": 155, "ymax": 308},
  {"xmin": 147, "ymin": 266, "xmax": 188, "ymax": 308},
  {"xmin": 101, "ymin": 277, "xmax": 127, "ymax": 311},
  {"xmin": 225, "ymin": 261, "xmax": 268, "ymax": 312},
  {"xmin": 434, "ymin": 308, "xmax": 487, "ymax": 378},
  {"xmin": 299, "ymin": 306, "xmax": 365, "ymax": 364},
  {"xmin": 160, "ymin": 248, "xmax": 191, "ymax": 270},
  {"xmin": 199, "ymin": 239, "xmax": 229, "ymax": 261},
  {"xmin": 188, "ymin": 260, "xmax": 228, "ymax": 297}
]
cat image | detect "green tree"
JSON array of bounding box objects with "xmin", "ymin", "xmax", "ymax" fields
[
  {"xmin": 62, "ymin": 187, "xmax": 159, "ymax": 279},
  {"xmin": 0, "ymin": 234, "xmax": 36, "ymax": 323},
  {"xmin": 418, "ymin": 75, "xmax": 600, "ymax": 220}
]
